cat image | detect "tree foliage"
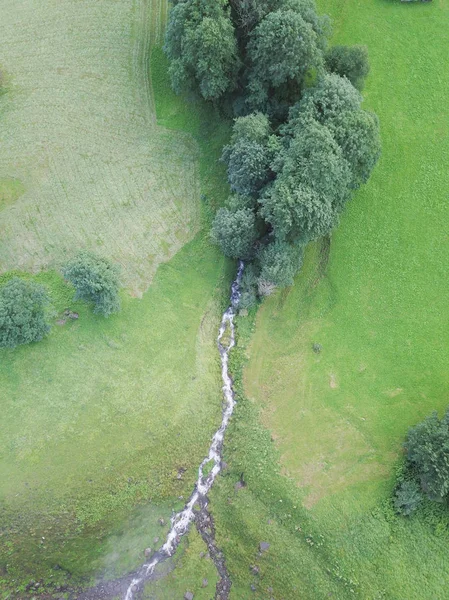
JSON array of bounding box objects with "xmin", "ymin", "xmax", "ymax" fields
[
  {"xmin": 246, "ymin": 7, "xmax": 323, "ymax": 113},
  {"xmin": 287, "ymin": 72, "xmax": 363, "ymax": 127},
  {"xmin": 0, "ymin": 278, "xmax": 51, "ymax": 348},
  {"xmin": 63, "ymin": 252, "xmax": 121, "ymax": 317},
  {"xmin": 260, "ymin": 74, "xmax": 380, "ymax": 244},
  {"xmin": 221, "ymin": 113, "xmax": 279, "ymax": 196},
  {"xmin": 405, "ymin": 409, "xmax": 449, "ymax": 502},
  {"xmin": 325, "ymin": 44, "xmax": 370, "ymax": 90},
  {"xmin": 394, "ymin": 480, "xmax": 422, "ymax": 516},
  {"xmin": 211, "ymin": 206, "xmax": 258, "ymax": 259},
  {"xmin": 165, "ymin": 0, "xmax": 380, "ymax": 302},
  {"xmin": 258, "ymin": 239, "xmax": 304, "ymax": 289},
  {"xmin": 164, "ymin": 0, "xmax": 240, "ymax": 101}
]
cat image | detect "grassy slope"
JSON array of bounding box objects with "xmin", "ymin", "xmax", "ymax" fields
[
  {"xmin": 0, "ymin": 0, "xmax": 196, "ymax": 294},
  {"xmin": 243, "ymin": 0, "xmax": 449, "ymax": 597},
  {"xmin": 0, "ymin": 6, "xmax": 233, "ymax": 598},
  {"xmin": 143, "ymin": 528, "xmax": 219, "ymax": 600}
]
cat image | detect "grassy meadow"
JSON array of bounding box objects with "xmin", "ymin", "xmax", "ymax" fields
[
  {"xmin": 0, "ymin": 0, "xmax": 198, "ymax": 294},
  {"xmin": 2, "ymin": 0, "xmax": 449, "ymax": 598},
  {"xmin": 240, "ymin": 0, "xmax": 449, "ymax": 597},
  {"xmin": 0, "ymin": 0, "xmax": 233, "ymax": 596}
]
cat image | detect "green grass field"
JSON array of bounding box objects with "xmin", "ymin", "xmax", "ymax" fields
[
  {"xmin": 241, "ymin": 0, "xmax": 449, "ymax": 597},
  {"xmin": 0, "ymin": 0, "xmax": 199, "ymax": 294},
  {"xmin": 0, "ymin": 1, "xmax": 234, "ymax": 596},
  {"xmin": 3, "ymin": 0, "xmax": 449, "ymax": 598}
]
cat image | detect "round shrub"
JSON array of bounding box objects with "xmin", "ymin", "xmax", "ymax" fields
[
  {"xmin": 0, "ymin": 278, "xmax": 51, "ymax": 348},
  {"xmin": 63, "ymin": 251, "xmax": 121, "ymax": 317}
]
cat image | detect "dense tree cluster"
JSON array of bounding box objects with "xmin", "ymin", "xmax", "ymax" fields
[
  {"xmin": 0, "ymin": 278, "xmax": 51, "ymax": 348},
  {"xmin": 164, "ymin": 0, "xmax": 240, "ymax": 101},
  {"xmin": 63, "ymin": 251, "xmax": 121, "ymax": 317},
  {"xmin": 165, "ymin": 0, "xmax": 381, "ymax": 304}
]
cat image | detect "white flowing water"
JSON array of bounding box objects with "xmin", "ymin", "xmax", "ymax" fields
[{"xmin": 124, "ymin": 262, "xmax": 244, "ymax": 600}]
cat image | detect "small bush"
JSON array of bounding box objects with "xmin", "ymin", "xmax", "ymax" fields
[
  {"xmin": 394, "ymin": 480, "xmax": 422, "ymax": 516},
  {"xmin": 0, "ymin": 278, "xmax": 51, "ymax": 348},
  {"xmin": 63, "ymin": 251, "xmax": 121, "ymax": 317},
  {"xmin": 238, "ymin": 266, "xmax": 259, "ymax": 309}
]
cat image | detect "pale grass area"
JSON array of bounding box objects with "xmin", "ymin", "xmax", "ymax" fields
[
  {"xmin": 245, "ymin": 338, "xmax": 389, "ymax": 508},
  {"xmin": 0, "ymin": 0, "xmax": 199, "ymax": 294}
]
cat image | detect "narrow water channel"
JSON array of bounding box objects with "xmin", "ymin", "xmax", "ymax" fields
[{"xmin": 123, "ymin": 262, "xmax": 244, "ymax": 599}]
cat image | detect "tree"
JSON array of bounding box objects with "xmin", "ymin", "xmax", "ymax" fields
[
  {"xmin": 284, "ymin": 73, "xmax": 381, "ymax": 190},
  {"xmin": 221, "ymin": 113, "xmax": 279, "ymax": 196},
  {"xmin": 325, "ymin": 45, "xmax": 370, "ymax": 90},
  {"xmin": 229, "ymin": 0, "xmax": 274, "ymax": 34},
  {"xmin": 261, "ymin": 120, "xmax": 351, "ymax": 242},
  {"xmin": 405, "ymin": 409, "xmax": 449, "ymax": 502},
  {"xmin": 164, "ymin": 0, "xmax": 240, "ymax": 102},
  {"xmin": 237, "ymin": 262, "xmax": 259, "ymax": 308},
  {"xmin": 165, "ymin": 0, "xmax": 381, "ymax": 306},
  {"xmin": 211, "ymin": 207, "xmax": 258, "ymax": 259},
  {"xmin": 247, "ymin": 7, "xmax": 323, "ymax": 113},
  {"xmin": 258, "ymin": 239, "xmax": 304, "ymax": 289},
  {"xmin": 328, "ymin": 109, "xmax": 381, "ymax": 189},
  {"xmin": 0, "ymin": 278, "xmax": 51, "ymax": 348},
  {"xmin": 63, "ymin": 252, "xmax": 121, "ymax": 317},
  {"xmin": 286, "ymin": 73, "xmax": 363, "ymax": 130}
]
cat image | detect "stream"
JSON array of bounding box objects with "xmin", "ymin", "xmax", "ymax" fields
[{"xmin": 121, "ymin": 261, "xmax": 244, "ymax": 600}]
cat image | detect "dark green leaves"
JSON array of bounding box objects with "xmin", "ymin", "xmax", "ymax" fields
[
  {"xmin": 405, "ymin": 410, "xmax": 449, "ymax": 502},
  {"xmin": 63, "ymin": 251, "xmax": 121, "ymax": 317},
  {"xmin": 211, "ymin": 207, "xmax": 258, "ymax": 259},
  {"xmin": 247, "ymin": 8, "xmax": 321, "ymax": 112},
  {"xmin": 222, "ymin": 113, "xmax": 278, "ymax": 196},
  {"xmin": 325, "ymin": 45, "xmax": 370, "ymax": 90},
  {"xmin": 164, "ymin": 0, "xmax": 240, "ymax": 101},
  {"xmin": 0, "ymin": 278, "xmax": 51, "ymax": 348}
]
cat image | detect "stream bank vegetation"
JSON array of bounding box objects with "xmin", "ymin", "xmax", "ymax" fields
[{"xmin": 164, "ymin": 0, "xmax": 380, "ymax": 306}]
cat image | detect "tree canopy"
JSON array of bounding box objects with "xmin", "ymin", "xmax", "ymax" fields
[
  {"xmin": 165, "ymin": 0, "xmax": 380, "ymax": 305},
  {"xmin": 405, "ymin": 409, "xmax": 449, "ymax": 502},
  {"xmin": 221, "ymin": 112, "xmax": 279, "ymax": 196},
  {"xmin": 211, "ymin": 206, "xmax": 258, "ymax": 259},
  {"xmin": 325, "ymin": 44, "xmax": 370, "ymax": 90},
  {"xmin": 0, "ymin": 278, "xmax": 51, "ymax": 348},
  {"xmin": 246, "ymin": 7, "xmax": 323, "ymax": 114},
  {"xmin": 258, "ymin": 239, "xmax": 304, "ymax": 290},
  {"xmin": 164, "ymin": 0, "xmax": 240, "ymax": 101},
  {"xmin": 63, "ymin": 251, "xmax": 121, "ymax": 317}
]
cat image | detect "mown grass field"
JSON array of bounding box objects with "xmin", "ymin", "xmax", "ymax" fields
[
  {"xmin": 241, "ymin": 0, "xmax": 449, "ymax": 597},
  {"xmin": 0, "ymin": 0, "xmax": 197, "ymax": 294},
  {"xmin": 0, "ymin": 1, "xmax": 233, "ymax": 596}
]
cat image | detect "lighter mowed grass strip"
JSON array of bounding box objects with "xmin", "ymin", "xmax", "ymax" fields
[
  {"xmin": 245, "ymin": 0, "xmax": 449, "ymax": 597},
  {"xmin": 0, "ymin": 0, "xmax": 197, "ymax": 294}
]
